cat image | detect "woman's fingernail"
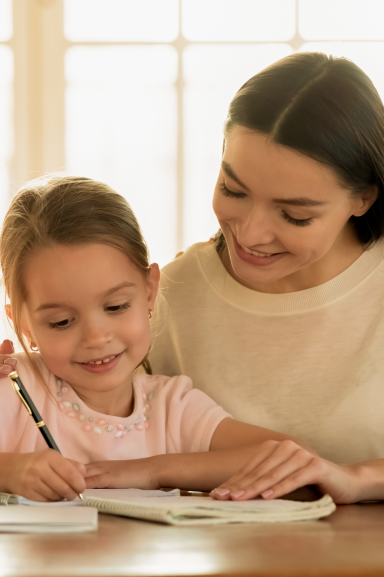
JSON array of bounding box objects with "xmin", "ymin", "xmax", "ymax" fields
[
  {"xmin": 214, "ymin": 488, "xmax": 230, "ymax": 497},
  {"xmin": 231, "ymin": 490, "xmax": 245, "ymax": 499},
  {"xmin": 4, "ymin": 358, "xmax": 16, "ymax": 366},
  {"xmin": 0, "ymin": 365, "xmax": 11, "ymax": 374},
  {"xmin": 262, "ymin": 489, "xmax": 274, "ymax": 499}
]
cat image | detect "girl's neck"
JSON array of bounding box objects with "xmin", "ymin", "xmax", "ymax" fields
[{"xmin": 70, "ymin": 375, "xmax": 134, "ymax": 418}]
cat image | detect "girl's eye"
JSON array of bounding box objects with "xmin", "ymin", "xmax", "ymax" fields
[
  {"xmin": 282, "ymin": 211, "xmax": 313, "ymax": 227},
  {"xmin": 105, "ymin": 302, "xmax": 131, "ymax": 314},
  {"xmin": 49, "ymin": 319, "xmax": 72, "ymax": 330},
  {"xmin": 220, "ymin": 183, "xmax": 247, "ymax": 199}
]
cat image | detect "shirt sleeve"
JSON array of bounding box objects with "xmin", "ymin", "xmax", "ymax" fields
[{"xmin": 161, "ymin": 375, "xmax": 232, "ymax": 453}]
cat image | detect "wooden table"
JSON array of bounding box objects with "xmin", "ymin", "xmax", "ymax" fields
[{"xmin": 2, "ymin": 503, "xmax": 384, "ymax": 577}]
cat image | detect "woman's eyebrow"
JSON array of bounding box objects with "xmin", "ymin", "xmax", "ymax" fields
[
  {"xmin": 221, "ymin": 161, "xmax": 250, "ymax": 191},
  {"xmin": 273, "ymin": 197, "xmax": 327, "ymax": 207}
]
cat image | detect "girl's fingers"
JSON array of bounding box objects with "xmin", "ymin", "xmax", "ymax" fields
[
  {"xmin": 0, "ymin": 364, "xmax": 11, "ymax": 375},
  {"xmin": 50, "ymin": 456, "xmax": 86, "ymax": 499}
]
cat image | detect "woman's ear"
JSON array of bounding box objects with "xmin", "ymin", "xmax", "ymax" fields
[
  {"xmin": 147, "ymin": 263, "xmax": 160, "ymax": 309},
  {"xmin": 352, "ymin": 185, "xmax": 379, "ymax": 217}
]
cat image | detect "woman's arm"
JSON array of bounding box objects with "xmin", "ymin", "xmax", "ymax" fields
[{"xmin": 84, "ymin": 417, "xmax": 361, "ymax": 503}]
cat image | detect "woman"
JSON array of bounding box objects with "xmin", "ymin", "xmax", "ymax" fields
[{"xmin": 149, "ymin": 51, "xmax": 384, "ymax": 478}]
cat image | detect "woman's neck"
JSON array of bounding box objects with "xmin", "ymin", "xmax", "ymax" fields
[
  {"xmin": 221, "ymin": 226, "xmax": 366, "ymax": 294},
  {"xmin": 70, "ymin": 375, "xmax": 134, "ymax": 418}
]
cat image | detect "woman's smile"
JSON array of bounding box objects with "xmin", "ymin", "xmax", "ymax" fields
[{"xmin": 232, "ymin": 232, "xmax": 287, "ymax": 268}]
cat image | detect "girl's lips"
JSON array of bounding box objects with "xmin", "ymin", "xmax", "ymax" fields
[
  {"xmin": 78, "ymin": 352, "xmax": 123, "ymax": 374},
  {"xmin": 232, "ymin": 234, "xmax": 287, "ymax": 267}
]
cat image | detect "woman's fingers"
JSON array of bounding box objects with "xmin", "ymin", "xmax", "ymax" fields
[
  {"xmin": 260, "ymin": 458, "xmax": 327, "ymax": 500},
  {"xmin": 211, "ymin": 440, "xmax": 322, "ymax": 501},
  {"xmin": 0, "ymin": 340, "xmax": 14, "ymax": 354}
]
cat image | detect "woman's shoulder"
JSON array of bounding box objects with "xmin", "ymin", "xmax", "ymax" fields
[{"xmin": 160, "ymin": 240, "xmax": 221, "ymax": 290}]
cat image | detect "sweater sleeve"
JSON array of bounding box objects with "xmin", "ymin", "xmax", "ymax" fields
[{"xmin": 161, "ymin": 375, "xmax": 232, "ymax": 453}]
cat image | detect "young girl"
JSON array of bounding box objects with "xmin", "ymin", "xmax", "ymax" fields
[{"xmin": 0, "ymin": 175, "xmax": 365, "ymax": 503}]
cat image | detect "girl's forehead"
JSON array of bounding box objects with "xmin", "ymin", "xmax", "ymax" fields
[{"xmin": 24, "ymin": 244, "xmax": 143, "ymax": 304}]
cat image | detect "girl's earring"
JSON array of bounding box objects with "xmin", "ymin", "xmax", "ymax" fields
[
  {"xmin": 30, "ymin": 342, "xmax": 39, "ymax": 352},
  {"xmin": 148, "ymin": 309, "xmax": 153, "ymax": 319}
]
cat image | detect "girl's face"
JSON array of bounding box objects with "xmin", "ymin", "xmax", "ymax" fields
[
  {"xmin": 20, "ymin": 244, "xmax": 159, "ymax": 395},
  {"xmin": 212, "ymin": 127, "xmax": 377, "ymax": 292}
]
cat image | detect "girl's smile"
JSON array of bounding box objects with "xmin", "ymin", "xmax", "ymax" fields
[{"xmin": 78, "ymin": 351, "xmax": 124, "ymax": 374}]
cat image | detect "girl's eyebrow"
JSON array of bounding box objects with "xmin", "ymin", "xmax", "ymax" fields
[{"xmin": 35, "ymin": 282, "xmax": 136, "ymax": 312}]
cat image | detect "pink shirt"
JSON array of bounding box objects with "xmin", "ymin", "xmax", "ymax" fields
[{"xmin": 1, "ymin": 355, "xmax": 231, "ymax": 463}]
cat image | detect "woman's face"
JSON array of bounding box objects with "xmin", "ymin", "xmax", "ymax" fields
[{"xmin": 212, "ymin": 127, "xmax": 375, "ymax": 292}]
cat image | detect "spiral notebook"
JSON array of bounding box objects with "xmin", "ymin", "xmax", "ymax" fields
[{"xmin": 0, "ymin": 489, "xmax": 336, "ymax": 527}]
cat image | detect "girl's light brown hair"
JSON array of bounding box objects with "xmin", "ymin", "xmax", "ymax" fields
[{"xmin": 0, "ymin": 174, "xmax": 152, "ymax": 379}]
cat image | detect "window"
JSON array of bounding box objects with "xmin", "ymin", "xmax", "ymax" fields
[{"xmin": 2, "ymin": 0, "xmax": 384, "ymax": 266}]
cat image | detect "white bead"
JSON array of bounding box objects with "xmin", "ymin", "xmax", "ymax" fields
[
  {"xmin": 63, "ymin": 402, "xmax": 72, "ymax": 407},
  {"xmin": 72, "ymin": 403, "xmax": 80, "ymax": 411},
  {"xmin": 115, "ymin": 431, "xmax": 123, "ymax": 438},
  {"xmin": 129, "ymin": 424, "xmax": 134, "ymax": 430},
  {"xmin": 144, "ymin": 403, "xmax": 150, "ymax": 410},
  {"xmin": 79, "ymin": 414, "xmax": 85, "ymax": 421},
  {"xmin": 105, "ymin": 425, "xmax": 113, "ymax": 432},
  {"xmin": 148, "ymin": 392, "xmax": 154, "ymax": 401},
  {"xmin": 135, "ymin": 418, "xmax": 141, "ymax": 425},
  {"xmin": 93, "ymin": 427, "xmax": 101, "ymax": 434}
]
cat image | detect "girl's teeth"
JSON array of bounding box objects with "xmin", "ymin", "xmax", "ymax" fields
[
  {"xmin": 95, "ymin": 361, "xmax": 102, "ymax": 365},
  {"xmin": 86, "ymin": 355, "xmax": 116, "ymax": 365}
]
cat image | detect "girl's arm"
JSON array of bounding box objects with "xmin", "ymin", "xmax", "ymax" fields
[{"xmin": 85, "ymin": 417, "xmax": 371, "ymax": 504}]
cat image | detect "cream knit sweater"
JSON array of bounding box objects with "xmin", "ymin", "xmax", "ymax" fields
[{"xmin": 150, "ymin": 239, "xmax": 384, "ymax": 464}]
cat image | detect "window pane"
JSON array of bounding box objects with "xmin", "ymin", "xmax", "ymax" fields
[
  {"xmin": 183, "ymin": 0, "xmax": 295, "ymax": 41},
  {"xmin": 183, "ymin": 44, "xmax": 293, "ymax": 247},
  {"xmin": 300, "ymin": 43, "xmax": 384, "ymax": 101},
  {"xmin": 0, "ymin": 0, "xmax": 12, "ymax": 41},
  {"xmin": 0, "ymin": 46, "xmax": 12, "ymax": 221},
  {"xmin": 66, "ymin": 46, "xmax": 178, "ymax": 267},
  {"xmin": 64, "ymin": 0, "xmax": 178, "ymax": 42},
  {"xmin": 300, "ymin": 0, "xmax": 384, "ymax": 40}
]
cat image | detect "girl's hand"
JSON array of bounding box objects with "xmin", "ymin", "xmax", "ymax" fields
[
  {"xmin": 3, "ymin": 450, "xmax": 86, "ymax": 502},
  {"xmin": 210, "ymin": 440, "xmax": 359, "ymax": 504},
  {"xmin": 0, "ymin": 339, "xmax": 16, "ymax": 378},
  {"xmin": 85, "ymin": 458, "xmax": 159, "ymax": 490}
]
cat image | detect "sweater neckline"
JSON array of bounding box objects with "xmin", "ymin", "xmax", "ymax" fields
[{"xmin": 197, "ymin": 239, "xmax": 384, "ymax": 314}]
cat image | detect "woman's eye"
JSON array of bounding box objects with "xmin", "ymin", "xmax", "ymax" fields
[
  {"xmin": 282, "ymin": 211, "xmax": 313, "ymax": 227},
  {"xmin": 49, "ymin": 319, "xmax": 72, "ymax": 330},
  {"xmin": 220, "ymin": 183, "xmax": 247, "ymax": 199},
  {"xmin": 105, "ymin": 302, "xmax": 131, "ymax": 314}
]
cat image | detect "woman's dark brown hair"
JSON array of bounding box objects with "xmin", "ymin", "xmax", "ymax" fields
[{"xmin": 215, "ymin": 51, "xmax": 384, "ymax": 253}]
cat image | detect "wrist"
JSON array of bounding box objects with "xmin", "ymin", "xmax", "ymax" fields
[
  {"xmin": 0, "ymin": 453, "xmax": 18, "ymax": 493},
  {"xmin": 348, "ymin": 462, "xmax": 384, "ymax": 502}
]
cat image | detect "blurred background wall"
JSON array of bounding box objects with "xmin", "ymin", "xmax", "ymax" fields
[{"xmin": 0, "ymin": 0, "xmax": 384, "ymax": 272}]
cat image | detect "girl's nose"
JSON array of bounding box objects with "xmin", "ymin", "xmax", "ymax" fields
[{"xmin": 81, "ymin": 322, "xmax": 112, "ymax": 349}]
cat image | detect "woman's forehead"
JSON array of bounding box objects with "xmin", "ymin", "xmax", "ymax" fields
[{"xmin": 223, "ymin": 128, "xmax": 349, "ymax": 200}]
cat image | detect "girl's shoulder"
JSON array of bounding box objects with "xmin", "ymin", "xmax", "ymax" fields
[{"xmin": 133, "ymin": 373, "xmax": 193, "ymax": 400}]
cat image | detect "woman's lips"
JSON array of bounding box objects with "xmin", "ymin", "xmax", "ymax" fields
[
  {"xmin": 232, "ymin": 234, "xmax": 287, "ymax": 267},
  {"xmin": 77, "ymin": 352, "xmax": 123, "ymax": 374}
]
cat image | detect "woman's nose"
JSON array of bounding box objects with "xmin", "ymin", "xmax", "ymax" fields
[{"xmin": 237, "ymin": 209, "xmax": 276, "ymax": 247}]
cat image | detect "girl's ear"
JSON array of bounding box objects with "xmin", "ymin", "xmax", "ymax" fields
[
  {"xmin": 4, "ymin": 304, "xmax": 12, "ymax": 321},
  {"xmin": 147, "ymin": 263, "xmax": 160, "ymax": 309},
  {"xmin": 6, "ymin": 304, "xmax": 33, "ymax": 342}
]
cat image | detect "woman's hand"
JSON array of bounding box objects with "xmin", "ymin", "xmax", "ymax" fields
[
  {"xmin": 1, "ymin": 450, "xmax": 86, "ymax": 501},
  {"xmin": 0, "ymin": 339, "xmax": 16, "ymax": 377},
  {"xmin": 85, "ymin": 458, "xmax": 159, "ymax": 490},
  {"xmin": 210, "ymin": 440, "xmax": 360, "ymax": 504}
]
